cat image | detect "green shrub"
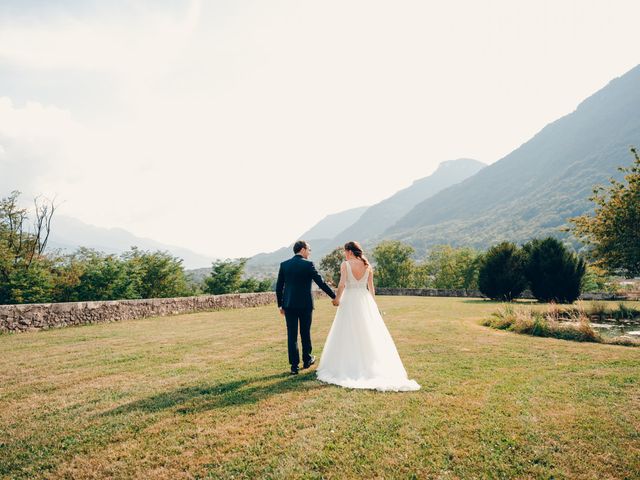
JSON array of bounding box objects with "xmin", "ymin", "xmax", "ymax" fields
[
  {"xmin": 522, "ymin": 237, "xmax": 586, "ymax": 303},
  {"xmin": 478, "ymin": 242, "xmax": 527, "ymax": 301}
]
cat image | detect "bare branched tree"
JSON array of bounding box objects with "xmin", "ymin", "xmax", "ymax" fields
[
  {"xmin": 0, "ymin": 190, "xmax": 59, "ymax": 271},
  {"xmin": 32, "ymin": 194, "xmax": 57, "ymax": 256}
]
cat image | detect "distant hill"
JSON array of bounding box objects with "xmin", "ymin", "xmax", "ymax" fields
[
  {"xmin": 384, "ymin": 64, "xmax": 640, "ymax": 253},
  {"xmin": 245, "ymin": 205, "xmax": 368, "ymax": 274},
  {"xmin": 323, "ymin": 158, "xmax": 485, "ymax": 255},
  {"xmin": 245, "ymin": 158, "xmax": 485, "ymax": 274},
  {"xmin": 48, "ymin": 215, "xmax": 216, "ymax": 270},
  {"xmin": 299, "ymin": 205, "xmax": 369, "ymax": 240}
]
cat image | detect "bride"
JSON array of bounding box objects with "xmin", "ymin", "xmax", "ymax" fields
[{"xmin": 316, "ymin": 241, "xmax": 420, "ymax": 392}]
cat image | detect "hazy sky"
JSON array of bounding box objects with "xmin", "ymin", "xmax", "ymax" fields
[{"xmin": 1, "ymin": 1, "xmax": 638, "ymax": 258}]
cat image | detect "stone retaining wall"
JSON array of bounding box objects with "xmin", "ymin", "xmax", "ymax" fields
[{"xmin": 0, "ymin": 291, "xmax": 327, "ymax": 333}]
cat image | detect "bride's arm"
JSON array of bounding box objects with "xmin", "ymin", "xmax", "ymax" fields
[
  {"xmin": 367, "ymin": 266, "xmax": 375, "ymax": 297},
  {"xmin": 335, "ymin": 261, "xmax": 347, "ymax": 302}
]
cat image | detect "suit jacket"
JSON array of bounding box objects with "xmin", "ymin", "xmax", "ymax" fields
[{"xmin": 276, "ymin": 254, "xmax": 336, "ymax": 310}]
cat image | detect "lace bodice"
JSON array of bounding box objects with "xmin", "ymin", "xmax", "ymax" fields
[{"xmin": 345, "ymin": 261, "xmax": 369, "ymax": 289}]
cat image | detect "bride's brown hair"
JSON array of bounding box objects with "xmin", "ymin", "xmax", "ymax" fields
[{"xmin": 344, "ymin": 241, "xmax": 369, "ymax": 267}]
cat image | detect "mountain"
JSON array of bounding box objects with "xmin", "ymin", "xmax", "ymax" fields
[
  {"xmin": 324, "ymin": 158, "xmax": 485, "ymax": 252},
  {"xmin": 47, "ymin": 215, "xmax": 216, "ymax": 270},
  {"xmin": 384, "ymin": 64, "xmax": 640, "ymax": 252},
  {"xmin": 246, "ymin": 205, "xmax": 368, "ymax": 275},
  {"xmin": 245, "ymin": 158, "xmax": 485, "ymax": 275},
  {"xmin": 299, "ymin": 205, "xmax": 369, "ymax": 240}
]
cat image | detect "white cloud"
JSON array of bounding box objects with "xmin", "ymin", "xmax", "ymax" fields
[
  {"xmin": 0, "ymin": 1, "xmax": 202, "ymax": 75},
  {"xmin": 0, "ymin": 97, "xmax": 87, "ymax": 196},
  {"xmin": 0, "ymin": 97, "xmax": 79, "ymax": 138},
  {"xmin": 0, "ymin": 0, "xmax": 639, "ymax": 259}
]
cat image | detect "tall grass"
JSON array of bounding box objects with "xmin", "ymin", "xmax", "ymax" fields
[
  {"xmin": 512, "ymin": 300, "xmax": 640, "ymax": 322},
  {"xmin": 588, "ymin": 300, "xmax": 609, "ymax": 320},
  {"xmin": 481, "ymin": 302, "xmax": 640, "ymax": 345},
  {"xmin": 612, "ymin": 301, "xmax": 638, "ymax": 320}
]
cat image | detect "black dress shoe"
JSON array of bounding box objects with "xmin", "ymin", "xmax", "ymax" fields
[
  {"xmin": 290, "ymin": 366, "xmax": 299, "ymax": 375},
  {"xmin": 303, "ymin": 355, "xmax": 315, "ymax": 369}
]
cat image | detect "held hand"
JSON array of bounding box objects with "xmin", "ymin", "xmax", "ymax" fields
[{"xmin": 332, "ymin": 298, "xmax": 340, "ymax": 307}]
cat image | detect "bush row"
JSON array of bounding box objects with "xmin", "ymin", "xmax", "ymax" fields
[{"xmin": 478, "ymin": 237, "xmax": 586, "ymax": 303}]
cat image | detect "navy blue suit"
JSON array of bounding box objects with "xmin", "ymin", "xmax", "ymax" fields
[{"xmin": 276, "ymin": 254, "xmax": 336, "ymax": 367}]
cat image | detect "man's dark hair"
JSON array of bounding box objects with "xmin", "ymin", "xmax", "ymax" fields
[{"xmin": 293, "ymin": 240, "xmax": 309, "ymax": 254}]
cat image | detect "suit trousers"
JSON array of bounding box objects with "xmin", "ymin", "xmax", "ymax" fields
[{"xmin": 284, "ymin": 307, "xmax": 313, "ymax": 367}]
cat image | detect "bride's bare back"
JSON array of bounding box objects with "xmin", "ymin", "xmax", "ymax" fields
[
  {"xmin": 346, "ymin": 258, "xmax": 368, "ymax": 281},
  {"xmin": 336, "ymin": 257, "xmax": 375, "ymax": 298}
]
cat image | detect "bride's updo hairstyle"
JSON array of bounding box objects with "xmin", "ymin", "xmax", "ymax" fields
[{"xmin": 344, "ymin": 241, "xmax": 369, "ymax": 267}]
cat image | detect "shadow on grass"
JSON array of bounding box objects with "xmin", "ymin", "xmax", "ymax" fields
[{"xmin": 103, "ymin": 371, "xmax": 322, "ymax": 416}]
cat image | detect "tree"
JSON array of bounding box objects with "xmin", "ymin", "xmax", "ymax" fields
[
  {"xmin": 522, "ymin": 237, "xmax": 586, "ymax": 303},
  {"xmin": 57, "ymin": 247, "xmax": 189, "ymax": 301},
  {"xmin": 66, "ymin": 248, "xmax": 135, "ymax": 301},
  {"xmin": 478, "ymin": 241, "xmax": 527, "ymax": 301},
  {"xmin": 238, "ymin": 277, "xmax": 273, "ymax": 293},
  {"xmin": 568, "ymin": 147, "xmax": 640, "ymax": 277},
  {"xmin": 0, "ymin": 190, "xmax": 201, "ymax": 303},
  {"xmin": 372, "ymin": 240, "xmax": 415, "ymax": 288},
  {"xmin": 319, "ymin": 247, "xmax": 344, "ymax": 286},
  {"xmin": 50, "ymin": 253, "xmax": 84, "ymax": 302},
  {"xmin": 416, "ymin": 244, "xmax": 481, "ymax": 289},
  {"xmin": 3, "ymin": 260, "xmax": 55, "ymax": 304},
  {"xmin": 0, "ymin": 191, "xmax": 55, "ymax": 271},
  {"xmin": 204, "ymin": 258, "xmax": 273, "ymax": 294},
  {"xmin": 204, "ymin": 258, "xmax": 248, "ymax": 294},
  {"xmin": 410, "ymin": 262, "xmax": 432, "ymax": 288},
  {"xmin": 0, "ymin": 191, "xmax": 57, "ymax": 304},
  {"xmin": 580, "ymin": 263, "xmax": 616, "ymax": 294},
  {"xmin": 122, "ymin": 247, "xmax": 189, "ymax": 299}
]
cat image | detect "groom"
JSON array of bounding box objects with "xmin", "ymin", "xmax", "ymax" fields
[{"xmin": 276, "ymin": 240, "xmax": 338, "ymax": 375}]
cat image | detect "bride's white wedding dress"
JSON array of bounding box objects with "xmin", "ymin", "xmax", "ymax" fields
[{"xmin": 316, "ymin": 261, "xmax": 420, "ymax": 392}]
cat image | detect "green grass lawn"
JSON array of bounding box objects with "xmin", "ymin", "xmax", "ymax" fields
[{"xmin": 0, "ymin": 296, "xmax": 638, "ymax": 479}]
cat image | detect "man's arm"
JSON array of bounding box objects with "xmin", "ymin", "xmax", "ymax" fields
[
  {"xmin": 310, "ymin": 261, "xmax": 336, "ymax": 299},
  {"xmin": 275, "ymin": 263, "xmax": 285, "ymax": 308}
]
